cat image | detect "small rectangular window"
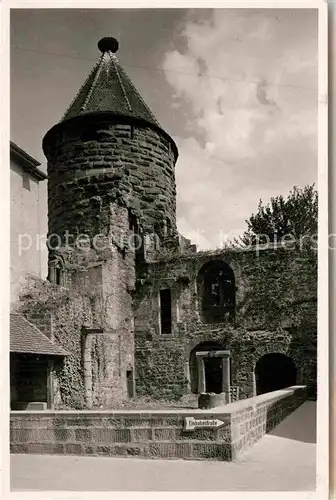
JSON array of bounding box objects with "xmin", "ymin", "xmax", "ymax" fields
[
  {"xmin": 126, "ymin": 370, "xmax": 134, "ymax": 398},
  {"xmin": 129, "ymin": 211, "xmax": 138, "ymax": 231},
  {"xmin": 160, "ymin": 289, "xmax": 172, "ymax": 334},
  {"xmin": 55, "ymin": 268, "xmax": 61, "ymax": 285}
]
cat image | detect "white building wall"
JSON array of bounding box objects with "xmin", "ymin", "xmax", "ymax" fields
[{"xmin": 10, "ymin": 159, "xmax": 46, "ymax": 305}]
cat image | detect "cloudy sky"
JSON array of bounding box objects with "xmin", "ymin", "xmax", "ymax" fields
[{"xmin": 11, "ymin": 8, "xmax": 318, "ymax": 257}]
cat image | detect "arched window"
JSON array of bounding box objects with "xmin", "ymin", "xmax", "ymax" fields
[
  {"xmin": 48, "ymin": 256, "xmax": 64, "ymax": 286},
  {"xmin": 197, "ymin": 260, "xmax": 235, "ymax": 323}
]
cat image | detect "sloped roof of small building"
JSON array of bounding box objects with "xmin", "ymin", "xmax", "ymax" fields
[
  {"xmin": 10, "ymin": 141, "xmax": 47, "ymax": 181},
  {"xmin": 10, "ymin": 313, "xmax": 68, "ymax": 356},
  {"xmin": 62, "ymin": 37, "xmax": 161, "ymax": 128}
]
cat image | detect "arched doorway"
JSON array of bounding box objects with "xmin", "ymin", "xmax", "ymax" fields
[
  {"xmin": 189, "ymin": 341, "xmax": 227, "ymax": 394},
  {"xmin": 255, "ymin": 353, "xmax": 297, "ymax": 395},
  {"xmin": 197, "ymin": 260, "xmax": 235, "ymax": 324}
]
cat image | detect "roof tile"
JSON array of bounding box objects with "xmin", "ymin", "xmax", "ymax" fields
[
  {"xmin": 10, "ymin": 313, "xmax": 68, "ymax": 356},
  {"xmin": 62, "ymin": 47, "xmax": 161, "ymax": 128}
]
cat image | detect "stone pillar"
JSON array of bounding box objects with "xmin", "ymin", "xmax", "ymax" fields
[
  {"xmin": 193, "ymin": 279, "xmax": 200, "ymax": 322},
  {"xmin": 197, "ymin": 356, "xmax": 206, "ymax": 393},
  {"xmin": 221, "ymin": 356, "xmax": 230, "ymax": 392},
  {"xmin": 47, "ymin": 359, "xmax": 54, "ymax": 409},
  {"xmin": 222, "ymin": 355, "xmax": 231, "ymax": 403},
  {"xmin": 82, "ymin": 333, "xmax": 93, "ymax": 409},
  {"xmin": 185, "ymin": 361, "xmax": 191, "ymax": 393},
  {"xmin": 252, "ymin": 367, "xmax": 257, "ymax": 396}
]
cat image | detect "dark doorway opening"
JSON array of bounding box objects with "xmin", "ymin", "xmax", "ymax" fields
[
  {"xmin": 204, "ymin": 357, "xmax": 222, "ymax": 393},
  {"xmin": 126, "ymin": 370, "xmax": 134, "ymax": 398},
  {"xmin": 255, "ymin": 353, "xmax": 297, "ymax": 395},
  {"xmin": 10, "ymin": 353, "xmax": 48, "ymax": 409},
  {"xmin": 189, "ymin": 341, "xmax": 223, "ymax": 394}
]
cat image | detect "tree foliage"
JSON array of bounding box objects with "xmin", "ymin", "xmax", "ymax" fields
[{"xmin": 235, "ymin": 184, "xmax": 318, "ymax": 247}]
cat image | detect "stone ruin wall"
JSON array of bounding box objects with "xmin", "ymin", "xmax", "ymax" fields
[
  {"xmin": 134, "ymin": 246, "xmax": 317, "ymax": 400},
  {"xmin": 14, "ymin": 204, "xmax": 136, "ymax": 409},
  {"xmin": 13, "ymin": 115, "xmax": 317, "ymax": 408},
  {"xmin": 19, "ymin": 115, "xmax": 179, "ymax": 409}
]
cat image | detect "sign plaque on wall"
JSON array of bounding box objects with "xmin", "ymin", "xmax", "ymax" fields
[{"xmin": 184, "ymin": 416, "xmax": 225, "ymax": 431}]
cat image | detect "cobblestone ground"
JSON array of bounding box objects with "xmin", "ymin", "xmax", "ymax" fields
[{"xmin": 10, "ymin": 401, "xmax": 316, "ymax": 492}]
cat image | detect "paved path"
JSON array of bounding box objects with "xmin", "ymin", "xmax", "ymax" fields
[{"xmin": 10, "ymin": 401, "xmax": 316, "ymax": 492}]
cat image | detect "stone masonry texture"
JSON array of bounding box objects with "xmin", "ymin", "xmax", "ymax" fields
[
  {"xmin": 44, "ymin": 118, "xmax": 177, "ymax": 243},
  {"xmin": 12, "ymin": 43, "xmax": 317, "ymax": 413},
  {"xmin": 134, "ymin": 246, "xmax": 317, "ymax": 401},
  {"xmin": 10, "ymin": 386, "xmax": 307, "ymax": 461},
  {"xmin": 32, "ymin": 109, "xmax": 179, "ymax": 408}
]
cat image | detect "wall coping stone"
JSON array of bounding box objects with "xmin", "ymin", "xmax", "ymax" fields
[
  {"xmin": 213, "ymin": 385, "xmax": 306, "ymax": 413},
  {"xmin": 10, "ymin": 386, "xmax": 305, "ymax": 417}
]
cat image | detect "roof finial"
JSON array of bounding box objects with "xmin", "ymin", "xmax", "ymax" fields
[{"xmin": 98, "ymin": 37, "xmax": 119, "ymax": 53}]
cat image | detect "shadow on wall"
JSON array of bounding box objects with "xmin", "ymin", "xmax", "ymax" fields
[{"xmin": 268, "ymin": 400, "xmax": 316, "ymax": 444}]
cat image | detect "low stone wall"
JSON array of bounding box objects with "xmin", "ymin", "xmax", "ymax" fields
[
  {"xmin": 10, "ymin": 386, "xmax": 307, "ymax": 461},
  {"xmin": 229, "ymin": 385, "xmax": 307, "ymax": 459}
]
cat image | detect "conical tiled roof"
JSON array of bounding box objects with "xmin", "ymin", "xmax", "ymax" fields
[{"xmin": 61, "ymin": 37, "xmax": 161, "ymax": 128}]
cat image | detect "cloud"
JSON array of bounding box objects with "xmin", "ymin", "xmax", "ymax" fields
[{"xmin": 162, "ymin": 9, "xmax": 318, "ymax": 249}]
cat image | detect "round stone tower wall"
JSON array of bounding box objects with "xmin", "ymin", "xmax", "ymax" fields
[{"xmin": 43, "ymin": 115, "xmax": 178, "ymax": 246}]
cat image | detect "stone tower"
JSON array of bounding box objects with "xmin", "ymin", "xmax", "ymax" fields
[{"xmin": 42, "ymin": 37, "xmax": 179, "ymax": 407}]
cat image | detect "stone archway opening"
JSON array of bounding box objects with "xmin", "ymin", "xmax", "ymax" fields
[{"xmin": 255, "ymin": 353, "xmax": 297, "ymax": 395}]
